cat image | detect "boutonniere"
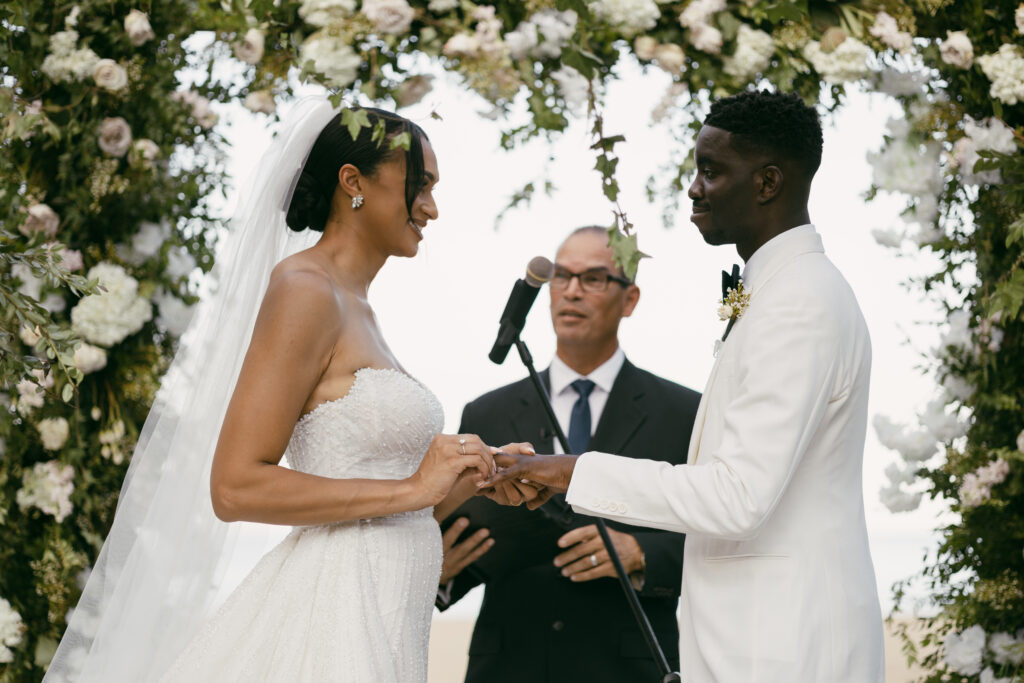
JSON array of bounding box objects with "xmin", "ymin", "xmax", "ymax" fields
[{"xmin": 717, "ymin": 279, "xmax": 750, "ymax": 325}]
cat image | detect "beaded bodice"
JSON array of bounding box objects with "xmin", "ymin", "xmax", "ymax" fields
[{"xmin": 287, "ymin": 367, "xmax": 444, "ymax": 480}]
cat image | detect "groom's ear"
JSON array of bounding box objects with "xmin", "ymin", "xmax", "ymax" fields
[{"xmin": 755, "ymin": 165, "xmax": 783, "ymax": 204}]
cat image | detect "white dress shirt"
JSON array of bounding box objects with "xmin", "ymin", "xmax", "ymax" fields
[{"xmin": 549, "ymin": 347, "xmax": 625, "ymax": 454}]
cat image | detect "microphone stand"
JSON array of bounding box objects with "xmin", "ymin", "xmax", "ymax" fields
[{"xmin": 513, "ymin": 338, "xmax": 682, "ymax": 683}]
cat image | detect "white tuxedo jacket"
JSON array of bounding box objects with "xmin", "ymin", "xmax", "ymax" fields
[{"xmin": 566, "ymin": 226, "xmax": 884, "ymax": 682}]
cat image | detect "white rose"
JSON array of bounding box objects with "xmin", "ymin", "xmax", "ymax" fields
[
  {"xmin": 16, "ymin": 460, "xmax": 74, "ymax": 522},
  {"xmin": 717, "ymin": 304, "xmax": 734, "ymax": 320},
  {"xmin": 654, "ymin": 43, "xmax": 685, "ymax": 73},
  {"xmin": 37, "ymin": 417, "xmax": 70, "ymax": 451},
  {"xmin": 679, "ymin": 0, "xmax": 725, "ymax": 29},
  {"xmin": 19, "ymin": 203, "xmax": 60, "ymax": 238},
  {"xmin": 60, "ymin": 248, "xmax": 83, "ymax": 272},
  {"xmin": 97, "ymin": 117, "xmax": 132, "ymax": 157},
  {"xmin": 395, "ymin": 75, "xmax": 434, "ymax": 108},
  {"xmin": 70, "ymin": 262, "xmax": 153, "ymax": 347},
  {"xmin": 443, "ymin": 33, "xmax": 481, "ymax": 58},
  {"xmin": 300, "ymin": 34, "xmax": 362, "ymax": 87},
  {"xmin": 868, "ymin": 11, "xmax": 912, "ymax": 53},
  {"xmin": 428, "ymin": 0, "xmax": 458, "ymax": 11},
  {"xmin": 128, "ymin": 139, "xmax": 159, "ymax": 169},
  {"xmin": 990, "ymin": 631, "xmax": 1024, "ymax": 665},
  {"xmin": 19, "ymin": 325, "xmax": 42, "ymax": 346},
  {"xmin": 124, "ymin": 9, "xmax": 155, "ymax": 46},
  {"xmin": 243, "ymin": 90, "xmax": 276, "ymax": 114},
  {"xmin": 73, "ymin": 343, "xmax": 108, "ymax": 374},
  {"xmin": 362, "ymin": 0, "xmax": 415, "ymax": 35},
  {"xmin": 299, "ymin": 0, "xmax": 357, "ymax": 27},
  {"xmin": 93, "ymin": 58, "xmax": 128, "ymax": 91},
  {"xmin": 634, "ymin": 35, "xmax": 658, "ymax": 61},
  {"xmin": 0, "ymin": 597, "xmax": 24, "ymax": 665},
  {"xmin": 940, "ymin": 30, "xmax": 974, "ymax": 69},
  {"xmin": 235, "ymin": 28, "xmax": 265, "ymax": 64},
  {"xmin": 154, "ymin": 290, "xmax": 194, "ymax": 336},
  {"xmin": 165, "ymin": 246, "xmax": 197, "ymax": 281},
  {"xmin": 944, "ymin": 625, "xmax": 986, "ymax": 675}
]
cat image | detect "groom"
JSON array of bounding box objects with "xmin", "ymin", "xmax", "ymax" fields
[{"xmin": 486, "ymin": 91, "xmax": 885, "ymax": 682}]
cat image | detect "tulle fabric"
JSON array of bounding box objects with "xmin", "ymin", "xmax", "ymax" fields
[{"xmin": 44, "ymin": 97, "xmax": 338, "ymax": 683}]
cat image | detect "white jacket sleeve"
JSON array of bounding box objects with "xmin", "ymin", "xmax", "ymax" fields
[{"xmin": 566, "ymin": 288, "xmax": 844, "ymax": 540}]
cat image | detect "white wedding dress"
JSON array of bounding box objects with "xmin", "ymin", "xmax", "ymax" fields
[{"xmin": 159, "ymin": 367, "xmax": 444, "ymax": 682}]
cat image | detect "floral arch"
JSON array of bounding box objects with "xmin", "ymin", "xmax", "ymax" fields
[{"xmin": 1, "ymin": 0, "xmax": 1022, "ymax": 679}]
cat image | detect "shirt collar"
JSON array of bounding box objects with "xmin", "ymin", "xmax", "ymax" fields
[
  {"xmin": 741, "ymin": 224, "xmax": 822, "ymax": 292},
  {"xmin": 550, "ymin": 347, "xmax": 625, "ymax": 396}
]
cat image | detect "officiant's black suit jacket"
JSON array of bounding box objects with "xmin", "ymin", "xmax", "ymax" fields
[{"xmin": 444, "ymin": 359, "xmax": 700, "ymax": 683}]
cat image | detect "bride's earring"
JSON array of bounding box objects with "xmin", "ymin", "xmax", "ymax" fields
[{"xmin": 351, "ymin": 194, "xmax": 364, "ymax": 209}]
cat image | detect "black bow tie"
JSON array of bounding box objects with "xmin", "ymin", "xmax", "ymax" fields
[{"xmin": 721, "ymin": 264, "xmax": 741, "ymax": 299}]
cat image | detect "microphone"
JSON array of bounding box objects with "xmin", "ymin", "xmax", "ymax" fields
[{"xmin": 488, "ymin": 256, "xmax": 555, "ymax": 364}]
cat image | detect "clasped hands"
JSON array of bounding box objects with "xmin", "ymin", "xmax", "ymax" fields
[{"xmin": 474, "ymin": 442, "xmax": 579, "ymax": 509}]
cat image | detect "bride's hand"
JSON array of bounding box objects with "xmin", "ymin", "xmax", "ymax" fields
[{"xmin": 409, "ymin": 434, "xmax": 496, "ymax": 507}]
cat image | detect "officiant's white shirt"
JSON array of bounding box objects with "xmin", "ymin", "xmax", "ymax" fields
[
  {"xmin": 566, "ymin": 225, "xmax": 885, "ymax": 682},
  {"xmin": 549, "ymin": 348, "xmax": 624, "ymax": 453}
]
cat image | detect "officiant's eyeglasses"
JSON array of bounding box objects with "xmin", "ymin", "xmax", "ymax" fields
[{"xmin": 551, "ymin": 267, "xmax": 633, "ymax": 293}]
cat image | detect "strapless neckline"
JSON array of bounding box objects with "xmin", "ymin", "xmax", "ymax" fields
[{"xmin": 297, "ymin": 367, "xmax": 419, "ymax": 427}]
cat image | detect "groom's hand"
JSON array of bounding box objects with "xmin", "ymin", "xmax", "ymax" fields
[
  {"xmin": 553, "ymin": 524, "xmax": 644, "ymax": 582},
  {"xmin": 479, "ymin": 453, "xmax": 578, "ymax": 504}
]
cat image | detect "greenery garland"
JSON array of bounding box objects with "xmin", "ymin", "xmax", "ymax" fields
[{"xmin": 1, "ymin": 0, "xmax": 1021, "ymax": 680}]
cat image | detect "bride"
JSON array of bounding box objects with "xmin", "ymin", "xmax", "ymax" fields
[{"xmin": 44, "ymin": 99, "xmax": 503, "ymax": 682}]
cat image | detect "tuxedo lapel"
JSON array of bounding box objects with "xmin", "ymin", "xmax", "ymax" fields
[{"xmin": 590, "ymin": 360, "xmax": 646, "ymax": 456}]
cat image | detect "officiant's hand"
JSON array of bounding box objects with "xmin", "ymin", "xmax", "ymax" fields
[
  {"xmin": 553, "ymin": 524, "xmax": 644, "ymax": 582},
  {"xmin": 439, "ymin": 517, "xmax": 493, "ymax": 584},
  {"xmin": 479, "ymin": 453, "xmax": 578, "ymax": 506}
]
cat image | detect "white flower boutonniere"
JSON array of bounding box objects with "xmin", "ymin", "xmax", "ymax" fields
[{"xmin": 718, "ymin": 279, "xmax": 750, "ymax": 323}]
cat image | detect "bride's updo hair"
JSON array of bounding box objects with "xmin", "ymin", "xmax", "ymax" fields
[{"xmin": 286, "ymin": 107, "xmax": 428, "ymax": 233}]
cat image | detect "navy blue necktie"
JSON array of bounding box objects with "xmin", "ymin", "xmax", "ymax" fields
[{"xmin": 567, "ymin": 379, "xmax": 596, "ymax": 454}]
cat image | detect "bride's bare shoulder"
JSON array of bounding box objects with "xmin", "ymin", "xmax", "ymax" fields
[{"xmin": 260, "ymin": 254, "xmax": 345, "ymax": 326}]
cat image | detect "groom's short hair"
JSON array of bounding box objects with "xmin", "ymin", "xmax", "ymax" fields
[{"xmin": 704, "ymin": 90, "xmax": 823, "ymax": 180}]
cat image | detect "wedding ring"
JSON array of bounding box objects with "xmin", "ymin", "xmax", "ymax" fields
[
  {"xmin": 589, "ymin": 553, "xmax": 598, "ymax": 567},
  {"xmin": 459, "ymin": 437, "xmax": 466, "ymax": 455}
]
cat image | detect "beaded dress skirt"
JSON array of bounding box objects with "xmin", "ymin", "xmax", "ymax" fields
[{"xmin": 160, "ymin": 368, "xmax": 444, "ymax": 682}]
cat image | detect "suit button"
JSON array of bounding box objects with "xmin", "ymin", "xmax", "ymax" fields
[{"xmin": 552, "ymin": 620, "xmax": 565, "ymax": 632}]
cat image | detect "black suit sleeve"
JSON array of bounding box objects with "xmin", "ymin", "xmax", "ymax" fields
[{"xmin": 632, "ymin": 531, "xmax": 683, "ymax": 598}]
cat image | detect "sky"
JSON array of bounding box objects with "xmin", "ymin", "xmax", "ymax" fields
[{"xmin": 211, "ymin": 59, "xmax": 952, "ymax": 617}]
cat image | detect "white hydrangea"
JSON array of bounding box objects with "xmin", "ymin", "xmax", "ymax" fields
[
  {"xmin": 40, "ymin": 29, "xmax": 100, "ymax": 83},
  {"xmin": 154, "ymin": 290, "xmax": 195, "ymax": 337},
  {"xmin": 428, "ymin": 0, "xmax": 458, "ymax": 11},
  {"xmin": 942, "ymin": 373, "xmax": 974, "ymax": 402},
  {"xmin": 679, "ymin": 0, "xmax": 725, "ymax": 30},
  {"xmin": 723, "ymin": 24, "xmax": 774, "ymax": 80},
  {"xmin": 879, "ymin": 481, "xmax": 922, "ymax": 513},
  {"xmin": 980, "ymin": 667, "xmax": 1012, "ymax": 683},
  {"xmin": 0, "ymin": 597, "xmax": 24, "ymax": 664},
  {"xmin": 532, "ymin": 10, "xmax": 577, "ymax": 59},
  {"xmin": 869, "ymin": 12, "xmax": 912, "ymax": 53},
  {"xmin": 903, "ymin": 193, "xmax": 939, "ymax": 227},
  {"xmin": 504, "ymin": 24, "xmax": 538, "ymax": 60},
  {"xmin": 803, "ymin": 36, "xmax": 873, "ymax": 84},
  {"xmin": 16, "ymin": 460, "xmax": 74, "ymax": 522},
  {"xmin": 990, "ymin": 631, "xmax": 1024, "ymax": 665},
  {"xmin": 73, "ymin": 343, "xmax": 108, "ymax": 375},
  {"xmin": 299, "ymin": 0, "xmax": 356, "ymax": 27},
  {"xmin": 873, "ymin": 414, "xmax": 938, "ymax": 463},
  {"xmin": 940, "ymin": 30, "xmax": 974, "ymax": 70},
  {"xmin": 37, "ymin": 417, "xmax": 70, "ymax": 451},
  {"xmin": 877, "ymin": 68, "xmax": 929, "ymax": 97},
  {"xmin": 16, "ymin": 369, "xmax": 52, "ymax": 414},
  {"xmin": 920, "ymin": 398, "xmax": 969, "ymax": 443},
  {"xmin": 11, "ymin": 263, "xmax": 43, "ymax": 300},
  {"xmin": 551, "ymin": 65, "xmax": 590, "ymax": 114},
  {"xmin": 300, "ymin": 34, "xmax": 361, "ymax": 86},
  {"xmin": 954, "ymin": 117, "xmax": 1018, "ymax": 185},
  {"xmin": 471, "ymin": 6, "xmax": 504, "ymax": 57},
  {"xmin": 362, "ymin": 0, "xmax": 415, "ymax": 35},
  {"xmin": 165, "ymin": 246, "xmax": 197, "ymax": 282},
  {"xmin": 937, "ymin": 308, "xmax": 972, "ymax": 358},
  {"xmin": 443, "ymin": 33, "xmax": 481, "ymax": 58},
  {"xmin": 129, "ymin": 220, "xmax": 171, "ymax": 263},
  {"xmin": 977, "ymin": 44, "xmax": 1024, "ymax": 105},
  {"xmin": 867, "ymin": 139, "xmax": 943, "ymax": 197},
  {"xmin": 689, "ymin": 22, "xmax": 723, "ymax": 55},
  {"xmin": 944, "ymin": 625, "xmax": 986, "ymax": 675},
  {"xmin": 590, "ymin": 0, "xmax": 660, "ymax": 38},
  {"xmin": 70, "ymin": 263, "xmax": 153, "ymax": 347}
]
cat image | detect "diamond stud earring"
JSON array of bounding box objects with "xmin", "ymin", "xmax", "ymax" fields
[{"xmin": 351, "ymin": 194, "xmax": 364, "ymax": 209}]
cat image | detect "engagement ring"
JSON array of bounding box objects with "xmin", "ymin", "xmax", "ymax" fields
[{"xmin": 589, "ymin": 554, "xmax": 598, "ymax": 567}]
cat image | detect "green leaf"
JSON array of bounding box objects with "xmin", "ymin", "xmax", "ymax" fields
[
  {"xmin": 62, "ymin": 383, "xmax": 74, "ymax": 402},
  {"xmin": 35, "ymin": 636, "xmax": 58, "ymax": 667},
  {"xmin": 340, "ymin": 109, "xmax": 371, "ymax": 142},
  {"xmin": 986, "ymin": 268, "xmax": 1024, "ymax": 320},
  {"xmin": 1007, "ymin": 214, "xmax": 1024, "ymax": 248},
  {"xmin": 389, "ymin": 131, "xmax": 411, "ymax": 151},
  {"xmin": 606, "ymin": 225, "xmax": 650, "ymax": 281}
]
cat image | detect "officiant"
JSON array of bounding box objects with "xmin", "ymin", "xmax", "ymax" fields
[{"xmin": 437, "ymin": 226, "xmax": 701, "ymax": 683}]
